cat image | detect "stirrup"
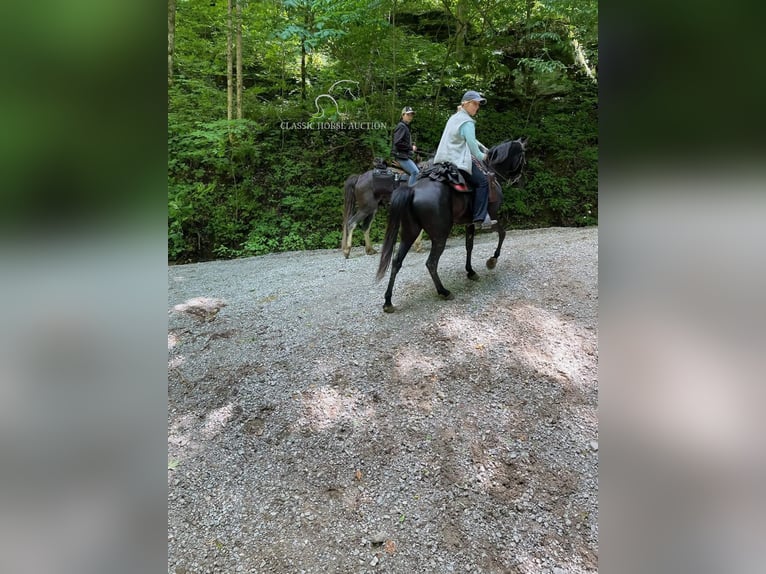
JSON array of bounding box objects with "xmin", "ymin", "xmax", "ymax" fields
[{"xmin": 477, "ymin": 216, "xmax": 496, "ymax": 230}]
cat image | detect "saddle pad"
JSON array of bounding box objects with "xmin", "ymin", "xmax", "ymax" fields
[{"xmin": 417, "ymin": 162, "xmax": 469, "ymax": 191}]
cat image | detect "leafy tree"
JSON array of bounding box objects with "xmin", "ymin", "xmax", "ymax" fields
[{"xmin": 168, "ymin": 0, "xmax": 598, "ymax": 262}]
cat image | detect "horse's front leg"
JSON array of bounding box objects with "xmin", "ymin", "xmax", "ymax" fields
[
  {"xmin": 465, "ymin": 224, "xmax": 479, "ymax": 280},
  {"xmin": 486, "ymin": 224, "xmax": 506, "ymax": 269}
]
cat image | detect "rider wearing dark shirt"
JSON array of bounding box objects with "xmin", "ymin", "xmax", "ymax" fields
[{"xmin": 391, "ymin": 106, "xmax": 419, "ymax": 186}]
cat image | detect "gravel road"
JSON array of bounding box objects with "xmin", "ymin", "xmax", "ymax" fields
[{"xmin": 168, "ymin": 226, "xmax": 598, "ymax": 574}]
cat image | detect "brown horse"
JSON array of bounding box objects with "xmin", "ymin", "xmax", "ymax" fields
[
  {"xmin": 376, "ymin": 138, "xmax": 527, "ymax": 312},
  {"xmin": 341, "ymin": 166, "xmax": 425, "ymax": 258}
]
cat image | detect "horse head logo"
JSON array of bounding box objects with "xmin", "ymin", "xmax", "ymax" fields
[{"xmin": 312, "ymin": 80, "xmax": 360, "ymax": 121}]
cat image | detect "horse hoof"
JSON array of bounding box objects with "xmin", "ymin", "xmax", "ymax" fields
[
  {"xmin": 467, "ymin": 271, "xmax": 480, "ymax": 281},
  {"xmin": 439, "ymin": 291, "xmax": 454, "ymax": 301},
  {"xmin": 366, "ymin": 248, "xmax": 378, "ymax": 255},
  {"xmin": 486, "ymin": 257, "xmax": 497, "ymax": 269},
  {"xmin": 383, "ymin": 304, "xmax": 395, "ymax": 313}
]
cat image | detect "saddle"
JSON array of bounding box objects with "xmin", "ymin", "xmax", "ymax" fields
[
  {"xmin": 372, "ymin": 157, "xmax": 408, "ymax": 195},
  {"xmin": 416, "ymin": 162, "xmax": 469, "ymax": 192},
  {"xmin": 417, "ymin": 160, "xmax": 501, "ymax": 201}
]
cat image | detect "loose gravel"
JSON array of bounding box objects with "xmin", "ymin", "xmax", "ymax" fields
[{"xmin": 168, "ymin": 226, "xmax": 598, "ymax": 574}]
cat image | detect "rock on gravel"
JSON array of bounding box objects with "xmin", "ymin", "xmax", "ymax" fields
[{"xmin": 168, "ymin": 226, "xmax": 598, "ymax": 573}]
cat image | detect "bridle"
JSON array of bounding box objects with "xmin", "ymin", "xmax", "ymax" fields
[{"xmin": 489, "ymin": 140, "xmax": 526, "ymax": 186}]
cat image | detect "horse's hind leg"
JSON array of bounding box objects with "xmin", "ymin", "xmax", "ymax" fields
[
  {"xmin": 343, "ymin": 212, "xmax": 372, "ymax": 258},
  {"xmin": 342, "ymin": 219, "xmax": 357, "ymax": 258},
  {"xmin": 362, "ymin": 214, "xmax": 376, "ymax": 255},
  {"xmin": 383, "ymin": 227, "xmax": 420, "ymax": 313},
  {"xmin": 425, "ymin": 237, "xmax": 453, "ymax": 300}
]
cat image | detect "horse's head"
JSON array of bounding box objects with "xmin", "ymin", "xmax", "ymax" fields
[{"xmin": 486, "ymin": 137, "xmax": 527, "ymax": 185}]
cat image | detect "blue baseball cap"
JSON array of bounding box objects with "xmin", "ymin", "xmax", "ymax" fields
[{"xmin": 461, "ymin": 90, "xmax": 486, "ymax": 104}]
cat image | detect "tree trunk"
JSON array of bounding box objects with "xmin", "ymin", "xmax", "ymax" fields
[
  {"xmin": 523, "ymin": 0, "xmax": 535, "ymax": 98},
  {"xmin": 227, "ymin": 0, "xmax": 234, "ymax": 122},
  {"xmin": 572, "ymin": 38, "xmax": 597, "ymax": 83},
  {"xmin": 236, "ymin": 0, "xmax": 243, "ymax": 119},
  {"xmin": 391, "ymin": 0, "xmax": 397, "ymax": 112},
  {"xmin": 168, "ymin": 0, "xmax": 176, "ymax": 87},
  {"xmin": 300, "ymin": 5, "xmax": 315, "ymax": 102},
  {"xmin": 300, "ymin": 41, "xmax": 307, "ymax": 101},
  {"xmin": 455, "ymin": 0, "xmax": 466, "ymax": 58}
]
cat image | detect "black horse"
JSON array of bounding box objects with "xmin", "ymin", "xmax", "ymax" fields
[
  {"xmin": 375, "ymin": 137, "xmax": 527, "ymax": 312},
  {"xmin": 341, "ymin": 163, "xmax": 427, "ymax": 258}
]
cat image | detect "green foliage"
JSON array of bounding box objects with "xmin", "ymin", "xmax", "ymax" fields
[{"xmin": 168, "ymin": 0, "xmax": 598, "ymax": 262}]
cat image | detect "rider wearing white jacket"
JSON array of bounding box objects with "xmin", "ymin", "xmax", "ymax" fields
[{"xmin": 434, "ymin": 91, "xmax": 495, "ymax": 229}]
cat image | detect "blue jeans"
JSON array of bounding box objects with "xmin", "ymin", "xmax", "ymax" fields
[
  {"xmin": 397, "ymin": 158, "xmax": 420, "ymax": 186},
  {"xmin": 462, "ymin": 162, "xmax": 489, "ymax": 221}
]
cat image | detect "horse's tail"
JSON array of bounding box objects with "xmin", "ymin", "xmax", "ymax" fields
[
  {"xmin": 376, "ymin": 185, "xmax": 414, "ymax": 281},
  {"xmin": 342, "ymin": 174, "xmax": 359, "ymax": 246}
]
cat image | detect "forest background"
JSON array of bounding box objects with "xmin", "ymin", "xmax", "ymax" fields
[{"xmin": 168, "ymin": 0, "xmax": 597, "ymax": 262}]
